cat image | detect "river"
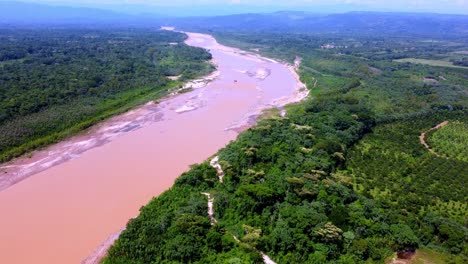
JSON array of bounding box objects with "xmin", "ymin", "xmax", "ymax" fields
[{"xmin": 0, "ymin": 31, "xmax": 307, "ymax": 264}]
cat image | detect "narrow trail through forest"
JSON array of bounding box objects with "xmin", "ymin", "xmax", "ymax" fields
[
  {"xmin": 208, "ymin": 156, "xmax": 277, "ymax": 264},
  {"xmin": 419, "ymin": 121, "xmax": 449, "ymax": 157}
]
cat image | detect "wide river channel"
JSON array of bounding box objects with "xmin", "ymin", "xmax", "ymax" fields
[{"xmin": 0, "ymin": 31, "xmax": 306, "ymax": 264}]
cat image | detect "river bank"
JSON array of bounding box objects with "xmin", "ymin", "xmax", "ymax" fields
[
  {"xmin": 0, "ymin": 29, "xmax": 308, "ymax": 264},
  {"xmin": 0, "ymin": 31, "xmax": 306, "ymax": 192},
  {"xmin": 0, "ymin": 58, "xmax": 218, "ymax": 192}
]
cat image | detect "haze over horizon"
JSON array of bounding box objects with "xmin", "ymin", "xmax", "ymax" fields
[{"xmin": 1, "ymin": 0, "xmax": 468, "ymax": 15}]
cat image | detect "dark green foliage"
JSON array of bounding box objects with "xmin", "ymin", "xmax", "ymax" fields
[
  {"xmin": 176, "ymin": 163, "xmax": 219, "ymax": 189},
  {"xmin": 0, "ymin": 28, "xmax": 214, "ymax": 161},
  {"xmin": 390, "ymin": 224, "xmax": 420, "ymax": 252}
]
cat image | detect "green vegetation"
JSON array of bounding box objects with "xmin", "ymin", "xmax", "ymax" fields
[
  {"xmin": 426, "ymin": 121, "xmax": 468, "ymax": 162},
  {"xmin": 410, "ymin": 248, "xmax": 467, "ymax": 264},
  {"xmin": 0, "ymin": 28, "xmax": 214, "ymax": 162},
  {"xmin": 395, "ymin": 58, "xmax": 468, "ymax": 69},
  {"xmin": 345, "ymin": 115, "xmax": 468, "ymax": 253},
  {"xmin": 105, "ymin": 29, "xmax": 467, "ymax": 263}
]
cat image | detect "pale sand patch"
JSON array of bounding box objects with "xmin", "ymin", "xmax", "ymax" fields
[
  {"xmin": 223, "ymin": 56, "xmax": 309, "ymax": 132},
  {"xmin": 167, "ymin": 75, "xmax": 181, "ymax": 80},
  {"xmin": 201, "ymin": 192, "xmax": 217, "ymax": 225},
  {"xmin": 160, "ymin": 26, "xmax": 175, "ymax": 31},
  {"xmin": 210, "ymin": 156, "xmax": 224, "ymax": 183}
]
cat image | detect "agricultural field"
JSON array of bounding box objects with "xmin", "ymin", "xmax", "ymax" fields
[
  {"xmin": 345, "ymin": 113, "xmax": 468, "ymax": 254},
  {"xmin": 426, "ymin": 121, "xmax": 468, "ymax": 162},
  {"xmin": 394, "ymin": 58, "xmax": 468, "ymax": 69}
]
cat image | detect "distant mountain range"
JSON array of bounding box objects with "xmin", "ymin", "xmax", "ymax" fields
[
  {"xmin": 0, "ymin": 1, "xmax": 154, "ymax": 25},
  {"xmin": 1, "ymin": 1, "xmax": 467, "ymax": 38},
  {"xmin": 167, "ymin": 11, "xmax": 468, "ymax": 38}
]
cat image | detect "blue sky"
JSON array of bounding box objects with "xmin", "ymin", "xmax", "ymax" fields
[{"xmin": 4, "ymin": 0, "xmax": 468, "ymax": 14}]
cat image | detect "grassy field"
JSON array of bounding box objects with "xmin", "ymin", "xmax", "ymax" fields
[
  {"xmin": 386, "ymin": 248, "xmax": 467, "ymax": 264},
  {"xmin": 410, "ymin": 248, "xmax": 466, "ymax": 264},
  {"xmin": 452, "ymin": 50, "xmax": 468, "ymax": 55},
  {"xmin": 394, "ymin": 58, "xmax": 468, "ymax": 69}
]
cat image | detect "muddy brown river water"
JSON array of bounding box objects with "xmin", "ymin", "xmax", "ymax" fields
[{"xmin": 0, "ymin": 31, "xmax": 307, "ymax": 264}]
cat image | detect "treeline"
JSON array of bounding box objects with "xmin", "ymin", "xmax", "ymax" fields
[
  {"xmin": 105, "ymin": 31, "xmax": 466, "ymax": 263},
  {"xmin": 453, "ymin": 58, "xmax": 468, "ymax": 67},
  {"xmin": 0, "ymin": 28, "xmax": 214, "ymax": 162},
  {"xmin": 171, "ymin": 12, "xmax": 468, "ymax": 39},
  {"xmin": 212, "ymin": 31, "xmax": 468, "ymax": 63}
]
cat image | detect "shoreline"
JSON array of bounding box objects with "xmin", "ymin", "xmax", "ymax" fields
[
  {"xmin": 181, "ymin": 31, "xmax": 308, "ymax": 132},
  {"xmin": 0, "ymin": 29, "xmax": 309, "ymax": 191},
  {"xmin": 224, "ymin": 57, "xmax": 309, "ymax": 132},
  {"xmin": 0, "ymin": 43, "xmax": 220, "ymax": 193},
  {"xmin": 81, "ymin": 227, "xmax": 126, "ymax": 264}
]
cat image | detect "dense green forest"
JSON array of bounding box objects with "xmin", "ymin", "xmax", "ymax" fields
[
  {"xmin": 105, "ymin": 29, "xmax": 467, "ymax": 263},
  {"xmin": 0, "ymin": 28, "xmax": 214, "ymax": 162}
]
